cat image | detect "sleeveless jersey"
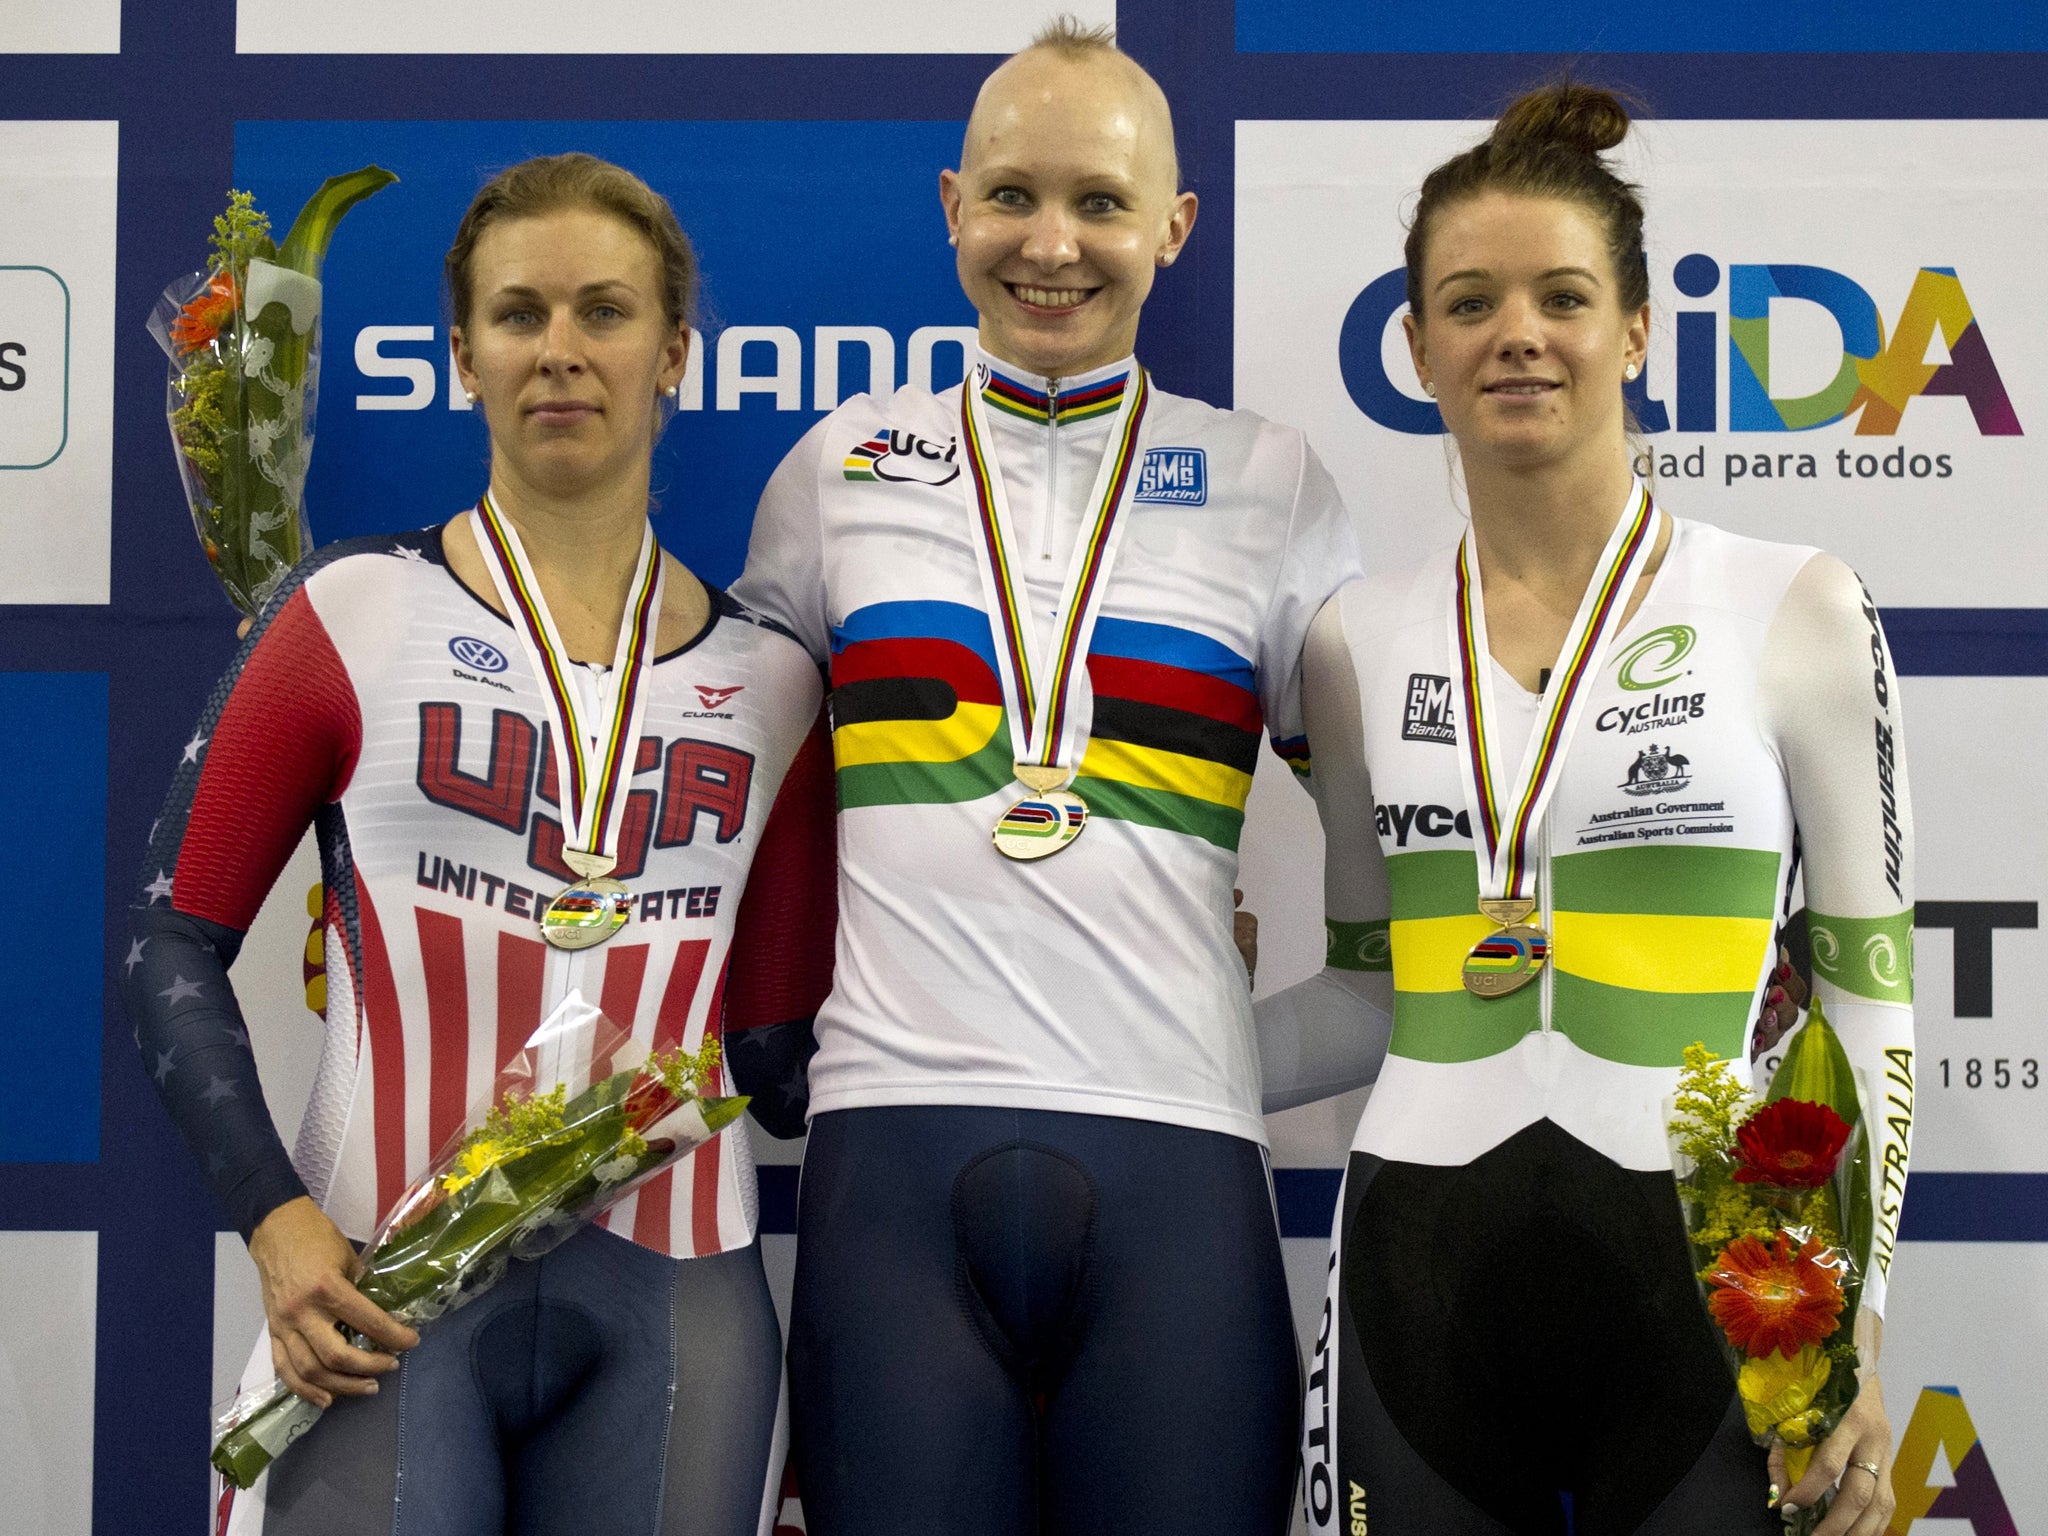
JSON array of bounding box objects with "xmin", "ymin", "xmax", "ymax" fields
[
  {"xmin": 140, "ymin": 527, "xmax": 830, "ymax": 1258},
  {"xmin": 736, "ymin": 349, "xmax": 1360, "ymax": 1143}
]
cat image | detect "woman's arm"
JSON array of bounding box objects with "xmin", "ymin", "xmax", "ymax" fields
[
  {"xmin": 122, "ymin": 572, "xmax": 415, "ymax": 1404},
  {"xmin": 723, "ymin": 708, "xmax": 838, "ymax": 1138},
  {"xmin": 731, "ymin": 417, "xmax": 833, "ymax": 665},
  {"xmin": 1255, "ymin": 591, "xmax": 1396, "ymax": 1114},
  {"xmin": 1758, "ymin": 552, "xmax": 1914, "ymax": 1532},
  {"xmin": 1759, "ymin": 552, "xmax": 1916, "ymax": 1319}
]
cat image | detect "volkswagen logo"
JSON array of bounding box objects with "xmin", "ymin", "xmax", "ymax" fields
[{"xmin": 450, "ymin": 635, "xmax": 509, "ymax": 673}]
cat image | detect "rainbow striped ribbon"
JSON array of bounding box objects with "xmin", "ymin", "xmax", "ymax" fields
[
  {"xmin": 960, "ymin": 364, "xmax": 1150, "ymax": 777},
  {"xmin": 1452, "ymin": 483, "xmax": 1657, "ymax": 904},
  {"xmin": 471, "ymin": 493, "xmax": 666, "ymax": 871}
]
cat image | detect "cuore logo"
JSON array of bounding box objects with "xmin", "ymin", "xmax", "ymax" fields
[{"xmin": 1614, "ymin": 625, "xmax": 1696, "ymax": 691}]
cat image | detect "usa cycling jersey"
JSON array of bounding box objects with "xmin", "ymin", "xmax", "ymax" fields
[
  {"xmin": 736, "ymin": 348, "xmax": 1361, "ymax": 1144},
  {"xmin": 127, "ymin": 525, "xmax": 835, "ymax": 1260}
]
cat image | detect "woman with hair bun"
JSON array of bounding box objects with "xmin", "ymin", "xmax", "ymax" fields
[
  {"xmin": 127, "ymin": 152, "xmax": 834, "ymax": 1535},
  {"xmin": 1258, "ymin": 85, "xmax": 1913, "ymax": 1535}
]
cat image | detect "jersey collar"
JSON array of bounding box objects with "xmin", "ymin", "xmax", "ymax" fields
[{"xmin": 975, "ymin": 346, "xmax": 1137, "ymax": 429}]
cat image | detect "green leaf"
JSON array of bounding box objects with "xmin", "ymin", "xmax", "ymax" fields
[{"xmin": 275, "ymin": 165, "xmax": 399, "ymax": 278}]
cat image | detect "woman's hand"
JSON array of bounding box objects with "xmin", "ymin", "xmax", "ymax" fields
[
  {"xmin": 1233, "ymin": 889, "xmax": 1259, "ymax": 990},
  {"xmin": 1771, "ymin": 1368, "xmax": 1896, "ymax": 1536},
  {"xmin": 1752, "ymin": 946, "xmax": 1806, "ymax": 1059},
  {"xmin": 247, "ymin": 1196, "xmax": 419, "ymax": 1407}
]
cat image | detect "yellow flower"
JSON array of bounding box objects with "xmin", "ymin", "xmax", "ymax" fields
[
  {"xmin": 442, "ymin": 1137, "xmax": 510, "ymax": 1194},
  {"xmin": 1783, "ymin": 1442, "xmax": 1816, "ymax": 1487},
  {"xmin": 1737, "ymin": 1345, "xmax": 1831, "ymax": 1439}
]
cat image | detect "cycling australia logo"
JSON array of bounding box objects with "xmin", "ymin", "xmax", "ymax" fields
[
  {"xmin": 1402, "ymin": 672, "xmax": 1457, "ymax": 744},
  {"xmin": 1614, "ymin": 625, "xmax": 1695, "ymax": 691},
  {"xmin": 1133, "ymin": 447, "xmax": 1207, "ymax": 505},
  {"xmin": 1621, "ymin": 744, "xmax": 1692, "ymax": 796},
  {"xmin": 843, "ymin": 428, "xmax": 959, "ymax": 486},
  {"xmin": 0, "ymin": 265, "xmax": 71, "ymax": 471},
  {"xmin": 449, "ymin": 635, "xmax": 509, "ymax": 673}
]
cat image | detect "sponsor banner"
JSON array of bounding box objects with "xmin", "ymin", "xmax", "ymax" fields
[
  {"xmin": 0, "ymin": 121, "xmax": 116, "ymax": 604},
  {"xmin": 1857, "ymin": 677, "xmax": 2048, "ymax": 1175},
  {"xmin": 236, "ymin": 0, "xmax": 1109, "ymax": 54},
  {"xmin": 1235, "ymin": 120, "xmax": 2046, "ymax": 610},
  {"xmin": 0, "ymin": 674, "xmax": 106, "ymax": 1163},
  {"xmin": 1877, "ymin": 1240, "xmax": 2046, "ymax": 1529},
  {"xmin": 1235, "ymin": 0, "xmax": 2048, "ymax": 54},
  {"xmin": 0, "ymin": 1231, "xmax": 98, "ymax": 1536},
  {"xmin": 1, "ymin": 0, "xmax": 120, "ymax": 52},
  {"xmin": 234, "ymin": 120, "xmax": 975, "ymax": 586}
]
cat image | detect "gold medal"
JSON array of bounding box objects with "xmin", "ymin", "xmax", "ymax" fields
[
  {"xmin": 470, "ymin": 495, "xmax": 664, "ymax": 955},
  {"xmin": 993, "ymin": 786, "xmax": 1088, "ymax": 860},
  {"xmin": 960, "ymin": 362, "xmax": 1149, "ymax": 870},
  {"xmin": 1448, "ymin": 488, "xmax": 1658, "ymax": 1000},
  {"xmin": 542, "ymin": 878, "xmax": 633, "ymax": 950}
]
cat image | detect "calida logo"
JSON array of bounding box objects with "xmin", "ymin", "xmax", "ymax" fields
[{"xmin": 1339, "ymin": 259, "xmax": 2022, "ymax": 445}]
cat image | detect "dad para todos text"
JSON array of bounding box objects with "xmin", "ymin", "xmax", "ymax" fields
[{"xmin": 1636, "ymin": 444, "xmax": 1957, "ymax": 486}]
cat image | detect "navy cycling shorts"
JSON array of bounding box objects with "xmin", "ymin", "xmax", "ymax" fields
[
  {"xmin": 787, "ymin": 1105, "xmax": 1301, "ymax": 1536},
  {"xmin": 222, "ymin": 1225, "xmax": 783, "ymax": 1536}
]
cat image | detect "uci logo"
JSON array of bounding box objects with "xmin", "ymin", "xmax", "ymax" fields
[
  {"xmin": 449, "ymin": 635, "xmax": 509, "ymax": 673},
  {"xmin": 1614, "ymin": 625, "xmax": 1695, "ymax": 691},
  {"xmin": 842, "ymin": 428, "xmax": 960, "ymax": 487},
  {"xmin": 1339, "ymin": 258, "xmax": 2021, "ymax": 438}
]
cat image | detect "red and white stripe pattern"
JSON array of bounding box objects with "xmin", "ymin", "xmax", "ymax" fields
[{"xmin": 164, "ymin": 530, "xmax": 828, "ymax": 1260}]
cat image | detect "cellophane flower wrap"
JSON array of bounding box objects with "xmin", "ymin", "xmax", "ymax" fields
[
  {"xmin": 147, "ymin": 168, "xmax": 395, "ymax": 617},
  {"xmin": 210, "ymin": 996, "xmax": 748, "ymax": 1490},
  {"xmin": 1667, "ymin": 997, "xmax": 1875, "ymax": 1536}
]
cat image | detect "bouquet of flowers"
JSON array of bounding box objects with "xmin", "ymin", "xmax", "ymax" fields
[
  {"xmin": 147, "ymin": 167, "xmax": 396, "ymax": 617},
  {"xmin": 211, "ymin": 997, "xmax": 747, "ymax": 1489},
  {"xmin": 1667, "ymin": 997, "xmax": 1873, "ymax": 1535}
]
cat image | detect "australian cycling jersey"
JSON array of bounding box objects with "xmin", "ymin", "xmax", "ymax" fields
[
  {"xmin": 1263, "ymin": 511, "xmax": 1915, "ymax": 1314},
  {"xmin": 736, "ymin": 347, "xmax": 1361, "ymax": 1143},
  {"xmin": 127, "ymin": 526, "xmax": 835, "ymax": 1260}
]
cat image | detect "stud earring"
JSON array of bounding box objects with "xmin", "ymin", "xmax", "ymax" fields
[
  {"xmin": 464, "ymin": 389, "xmax": 479, "ymax": 405},
  {"xmin": 1625, "ymin": 363, "xmax": 1640, "ymax": 381},
  {"xmin": 1423, "ymin": 381, "xmax": 1436, "ymax": 397},
  {"xmin": 665, "ymin": 383, "xmax": 680, "ymax": 400},
  {"xmin": 948, "ymin": 233, "xmax": 958, "ymax": 247}
]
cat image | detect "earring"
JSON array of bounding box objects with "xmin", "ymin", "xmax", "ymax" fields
[
  {"xmin": 1625, "ymin": 363, "xmax": 1640, "ymax": 381},
  {"xmin": 665, "ymin": 383, "xmax": 680, "ymax": 400},
  {"xmin": 464, "ymin": 389, "xmax": 479, "ymax": 405},
  {"xmin": 1423, "ymin": 381, "xmax": 1436, "ymax": 398},
  {"xmin": 948, "ymin": 233, "xmax": 958, "ymax": 247}
]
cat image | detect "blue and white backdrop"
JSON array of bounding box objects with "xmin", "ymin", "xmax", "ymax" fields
[{"xmin": 1, "ymin": 3, "xmax": 2042, "ymax": 1531}]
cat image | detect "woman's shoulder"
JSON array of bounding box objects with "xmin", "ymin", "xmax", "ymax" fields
[{"xmin": 1659, "ymin": 513, "xmax": 1832, "ymax": 623}]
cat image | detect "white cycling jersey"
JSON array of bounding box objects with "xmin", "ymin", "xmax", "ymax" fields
[
  {"xmin": 736, "ymin": 347, "xmax": 1361, "ymax": 1142},
  {"xmin": 1260, "ymin": 511, "xmax": 1916, "ymax": 1313}
]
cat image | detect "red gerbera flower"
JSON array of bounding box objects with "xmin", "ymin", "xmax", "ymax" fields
[
  {"xmin": 170, "ymin": 270, "xmax": 238, "ymax": 352},
  {"xmin": 1706, "ymin": 1232, "xmax": 1845, "ymax": 1358},
  {"xmin": 1732, "ymin": 1097, "xmax": 1851, "ymax": 1189}
]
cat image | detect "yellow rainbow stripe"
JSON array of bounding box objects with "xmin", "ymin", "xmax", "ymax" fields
[
  {"xmin": 832, "ymin": 702, "xmax": 1004, "ymax": 768},
  {"xmin": 1077, "ymin": 736, "xmax": 1252, "ymax": 809}
]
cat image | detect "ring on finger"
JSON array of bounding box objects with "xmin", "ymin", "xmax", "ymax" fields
[{"xmin": 1848, "ymin": 1459, "xmax": 1882, "ymax": 1480}]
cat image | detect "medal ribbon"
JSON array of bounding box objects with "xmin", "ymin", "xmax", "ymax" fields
[
  {"xmin": 1452, "ymin": 482, "xmax": 1657, "ymax": 904},
  {"xmin": 960, "ymin": 364, "xmax": 1150, "ymax": 778},
  {"xmin": 470, "ymin": 493, "xmax": 666, "ymax": 868}
]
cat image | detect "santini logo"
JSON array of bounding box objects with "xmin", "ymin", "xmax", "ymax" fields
[
  {"xmin": 1134, "ymin": 447, "xmax": 1207, "ymax": 504},
  {"xmin": 1402, "ymin": 673, "xmax": 1456, "ymax": 744},
  {"xmin": 449, "ymin": 636, "xmax": 509, "ymax": 673},
  {"xmin": 843, "ymin": 429, "xmax": 959, "ymax": 486}
]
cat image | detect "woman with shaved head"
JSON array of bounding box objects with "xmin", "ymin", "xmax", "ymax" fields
[{"xmin": 734, "ymin": 19, "xmax": 1360, "ymax": 1535}]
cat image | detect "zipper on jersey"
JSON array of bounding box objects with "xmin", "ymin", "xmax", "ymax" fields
[{"xmin": 1040, "ymin": 377, "xmax": 1060, "ymax": 565}]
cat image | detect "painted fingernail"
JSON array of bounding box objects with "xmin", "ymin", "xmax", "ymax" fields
[
  {"xmin": 1781, "ymin": 1504, "xmax": 1800, "ymax": 1517},
  {"xmin": 1767, "ymin": 1484, "xmax": 1780, "ymax": 1506},
  {"xmin": 1768, "ymin": 986, "xmax": 1787, "ymax": 1005}
]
